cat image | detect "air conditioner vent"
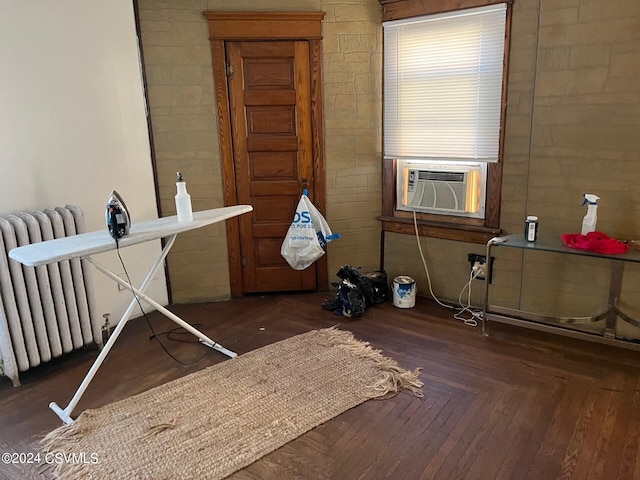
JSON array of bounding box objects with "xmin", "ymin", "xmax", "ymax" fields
[
  {"xmin": 417, "ymin": 171, "xmax": 465, "ymax": 182},
  {"xmin": 396, "ymin": 161, "xmax": 485, "ymax": 218}
]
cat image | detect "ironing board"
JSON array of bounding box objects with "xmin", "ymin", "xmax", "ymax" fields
[{"xmin": 9, "ymin": 205, "xmax": 253, "ymax": 424}]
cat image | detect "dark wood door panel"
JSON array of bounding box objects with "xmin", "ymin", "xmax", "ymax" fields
[
  {"xmin": 246, "ymin": 106, "xmax": 295, "ymax": 135},
  {"xmin": 252, "ymin": 224, "xmax": 289, "ymax": 238},
  {"xmin": 251, "ymin": 196, "xmax": 298, "ymax": 222},
  {"xmin": 255, "ymin": 238, "xmax": 289, "ymax": 266},
  {"xmin": 253, "ymin": 266, "xmax": 315, "ymax": 292},
  {"xmin": 240, "ymin": 41, "xmax": 295, "ymax": 57},
  {"xmin": 250, "ymin": 182, "xmax": 300, "ymax": 196},
  {"xmin": 244, "ymin": 90, "xmax": 296, "ymax": 106},
  {"xmin": 247, "ymin": 137, "xmax": 298, "ymax": 152},
  {"xmin": 205, "ymin": 12, "xmax": 327, "ymax": 297},
  {"xmin": 227, "ymin": 39, "xmax": 315, "ymax": 293},
  {"xmin": 243, "ymin": 61, "xmax": 294, "ymax": 89},
  {"xmin": 241, "ymin": 44, "xmax": 295, "ymax": 91},
  {"xmin": 250, "ymin": 152, "xmax": 298, "ymax": 180}
]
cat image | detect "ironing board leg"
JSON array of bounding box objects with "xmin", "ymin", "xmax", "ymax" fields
[
  {"xmin": 88, "ymin": 258, "xmax": 237, "ymax": 359},
  {"xmin": 49, "ymin": 235, "xmax": 236, "ymax": 425}
]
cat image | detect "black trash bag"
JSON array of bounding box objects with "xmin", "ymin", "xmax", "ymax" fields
[{"xmin": 322, "ymin": 265, "xmax": 389, "ymax": 317}]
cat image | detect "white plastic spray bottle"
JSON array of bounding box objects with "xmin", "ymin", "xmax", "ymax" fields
[
  {"xmin": 175, "ymin": 172, "xmax": 193, "ymax": 222},
  {"xmin": 581, "ymin": 193, "xmax": 600, "ymax": 235}
]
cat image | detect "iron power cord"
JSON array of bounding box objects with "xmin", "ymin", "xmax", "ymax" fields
[{"xmin": 114, "ymin": 238, "xmax": 209, "ymax": 366}]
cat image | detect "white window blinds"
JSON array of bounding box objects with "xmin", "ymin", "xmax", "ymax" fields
[{"xmin": 383, "ymin": 4, "xmax": 507, "ymax": 162}]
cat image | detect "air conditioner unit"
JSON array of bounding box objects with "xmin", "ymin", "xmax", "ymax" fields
[{"xmin": 397, "ymin": 162, "xmax": 483, "ymax": 216}]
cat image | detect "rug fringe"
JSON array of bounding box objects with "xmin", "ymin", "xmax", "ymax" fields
[
  {"xmin": 40, "ymin": 411, "xmax": 96, "ymax": 480},
  {"xmin": 41, "ymin": 411, "xmax": 93, "ymax": 448},
  {"xmin": 318, "ymin": 327, "xmax": 424, "ymax": 398}
]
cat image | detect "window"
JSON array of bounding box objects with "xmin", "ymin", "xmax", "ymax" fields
[{"xmin": 380, "ymin": 2, "xmax": 512, "ymax": 243}]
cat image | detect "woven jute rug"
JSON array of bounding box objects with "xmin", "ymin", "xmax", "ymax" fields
[{"xmin": 41, "ymin": 327, "xmax": 423, "ymax": 479}]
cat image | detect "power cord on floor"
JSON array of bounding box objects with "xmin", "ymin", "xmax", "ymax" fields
[
  {"xmin": 412, "ymin": 211, "xmax": 482, "ymax": 327},
  {"xmin": 453, "ymin": 269, "xmax": 483, "ymax": 327},
  {"xmin": 150, "ymin": 324, "xmax": 205, "ymax": 343},
  {"xmin": 114, "ymin": 238, "xmax": 209, "ymax": 366}
]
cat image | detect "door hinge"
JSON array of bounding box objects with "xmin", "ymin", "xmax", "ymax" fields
[
  {"xmin": 226, "ymin": 63, "xmax": 235, "ymax": 76},
  {"xmin": 241, "ymin": 256, "xmax": 247, "ymax": 268}
]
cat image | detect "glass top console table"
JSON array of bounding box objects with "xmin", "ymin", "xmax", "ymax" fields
[{"xmin": 483, "ymin": 234, "xmax": 640, "ymax": 350}]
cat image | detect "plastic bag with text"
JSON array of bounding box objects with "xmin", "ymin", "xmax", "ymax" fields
[{"xmin": 281, "ymin": 193, "xmax": 340, "ymax": 270}]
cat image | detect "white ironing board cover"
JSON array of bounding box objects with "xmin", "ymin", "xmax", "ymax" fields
[{"xmin": 9, "ymin": 206, "xmax": 253, "ymax": 267}]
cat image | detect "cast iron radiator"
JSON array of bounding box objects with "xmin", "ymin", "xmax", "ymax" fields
[{"xmin": 0, "ymin": 205, "xmax": 101, "ymax": 387}]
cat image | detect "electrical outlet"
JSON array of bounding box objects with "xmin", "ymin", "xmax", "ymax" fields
[
  {"xmin": 473, "ymin": 260, "xmax": 487, "ymax": 280},
  {"xmin": 467, "ymin": 253, "xmax": 491, "ymax": 282}
]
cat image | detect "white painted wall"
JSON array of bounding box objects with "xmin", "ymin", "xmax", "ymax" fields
[{"xmin": 0, "ymin": 0, "xmax": 168, "ymax": 324}]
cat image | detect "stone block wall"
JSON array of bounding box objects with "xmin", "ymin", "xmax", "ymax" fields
[
  {"xmin": 386, "ymin": 0, "xmax": 640, "ymax": 333},
  {"xmin": 137, "ymin": 0, "xmax": 381, "ymax": 302},
  {"xmin": 139, "ymin": 0, "xmax": 640, "ymax": 333},
  {"xmin": 138, "ymin": 1, "xmax": 229, "ymax": 303},
  {"xmin": 321, "ymin": 0, "xmax": 383, "ymax": 277},
  {"xmin": 520, "ymin": 0, "xmax": 640, "ymax": 326}
]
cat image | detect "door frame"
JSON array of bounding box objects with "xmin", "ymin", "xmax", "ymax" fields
[{"xmin": 204, "ymin": 11, "xmax": 327, "ymax": 297}]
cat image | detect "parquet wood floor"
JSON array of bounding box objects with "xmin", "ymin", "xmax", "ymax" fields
[{"xmin": 1, "ymin": 292, "xmax": 639, "ymax": 479}]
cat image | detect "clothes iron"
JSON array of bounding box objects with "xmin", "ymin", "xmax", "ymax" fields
[{"xmin": 105, "ymin": 190, "xmax": 131, "ymax": 240}]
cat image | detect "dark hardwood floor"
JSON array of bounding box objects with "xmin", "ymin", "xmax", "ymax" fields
[{"xmin": 1, "ymin": 292, "xmax": 640, "ymax": 479}]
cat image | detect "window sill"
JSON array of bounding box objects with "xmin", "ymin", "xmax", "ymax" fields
[{"xmin": 378, "ymin": 215, "xmax": 501, "ymax": 244}]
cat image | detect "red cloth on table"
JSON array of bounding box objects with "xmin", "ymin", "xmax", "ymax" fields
[{"xmin": 560, "ymin": 231, "xmax": 629, "ymax": 255}]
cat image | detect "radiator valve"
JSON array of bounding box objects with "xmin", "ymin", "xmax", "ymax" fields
[{"xmin": 101, "ymin": 313, "xmax": 114, "ymax": 344}]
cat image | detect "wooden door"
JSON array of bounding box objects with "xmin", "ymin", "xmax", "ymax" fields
[
  {"xmin": 205, "ymin": 11, "xmax": 326, "ymax": 297},
  {"xmin": 226, "ymin": 41, "xmax": 316, "ymax": 293}
]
